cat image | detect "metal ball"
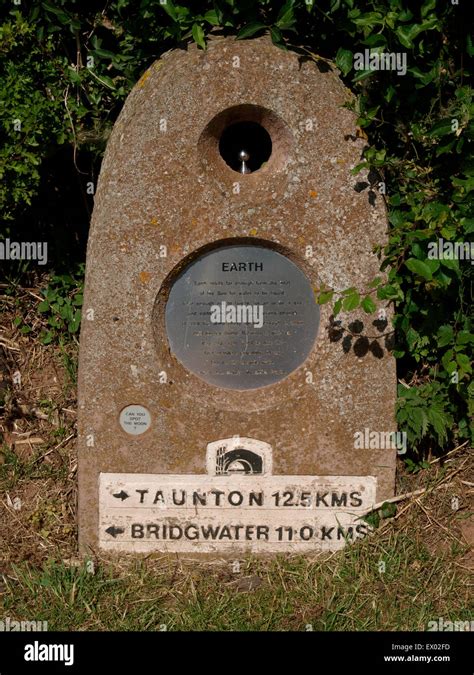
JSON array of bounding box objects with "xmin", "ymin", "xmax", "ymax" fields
[{"xmin": 239, "ymin": 149, "xmax": 250, "ymax": 161}]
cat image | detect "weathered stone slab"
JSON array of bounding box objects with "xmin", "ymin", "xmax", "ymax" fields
[{"xmin": 77, "ymin": 36, "xmax": 397, "ymax": 555}]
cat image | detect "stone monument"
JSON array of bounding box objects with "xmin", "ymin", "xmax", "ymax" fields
[{"xmin": 77, "ymin": 36, "xmax": 397, "ymax": 554}]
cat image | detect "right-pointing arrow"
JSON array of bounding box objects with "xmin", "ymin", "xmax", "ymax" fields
[{"xmin": 105, "ymin": 525, "xmax": 125, "ymax": 538}]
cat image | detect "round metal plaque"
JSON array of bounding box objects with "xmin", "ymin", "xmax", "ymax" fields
[{"xmin": 165, "ymin": 244, "xmax": 319, "ymax": 390}]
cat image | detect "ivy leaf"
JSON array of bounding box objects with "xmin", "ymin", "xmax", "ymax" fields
[
  {"xmin": 405, "ymin": 258, "xmax": 432, "ymax": 280},
  {"xmin": 368, "ymin": 277, "xmax": 382, "ymax": 288},
  {"xmin": 342, "ymin": 291, "xmax": 360, "ymax": 312},
  {"xmin": 317, "ymin": 290, "xmax": 334, "ymax": 304},
  {"xmin": 461, "ymin": 218, "xmax": 474, "ymax": 235},
  {"xmin": 95, "ymin": 74, "xmax": 115, "ymax": 90},
  {"xmin": 203, "ymin": 10, "xmax": 220, "ymax": 26},
  {"xmin": 437, "ymin": 325, "xmax": 453, "ymax": 347},
  {"xmin": 429, "ymin": 118, "xmax": 455, "ymax": 137},
  {"xmin": 362, "ymin": 34, "xmax": 387, "ymax": 48},
  {"xmin": 336, "ymin": 47, "xmax": 353, "ymax": 77},
  {"xmin": 192, "ymin": 23, "xmax": 206, "ymax": 49},
  {"xmin": 457, "ymin": 331, "xmax": 474, "ymax": 345},
  {"xmin": 421, "ymin": 0, "xmax": 437, "ymax": 18},
  {"xmin": 69, "ymin": 310, "xmax": 82, "ymax": 333},
  {"xmin": 351, "ymin": 11, "xmax": 384, "ymax": 29},
  {"xmin": 276, "ymin": 1, "xmax": 296, "ymax": 30},
  {"xmin": 425, "ymin": 258, "xmax": 440, "ymax": 275},
  {"xmin": 456, "ymin": 353, "xmax": 472, "ymax": 373},
  {"xmin": 93, "ymin": 48, "xmax": 116, "ymax": 59},
  {"xmin": 236, "ymin": 22, "xmax": 267, "ymax": 39},
  {"xmin": 270, "ymin": 25, "xmax": 285, "ymax": 48},
  {"xmin": 42, "ymin": 2, "xmax": 70, "ymax": 23},
  {"xmin": 361, "ymin": 296, "xmax": 376, "ymax": 314},
  {"xmin": 440, "ymin": 257, "xmax": 460, "ymax": 271},
  {"xmin": 377, "ymin": 284, "xmax": 402, "ymax": 301},
  {"xmin": 161, "ymin": 0, "xmax": 178, "ymax": 21},
  {"xmin": 441, "ymin": 349, "xmax": 456, "ymax": 373},
  {"xmin": 396, "ymin": 17, "xmax": 439, "ymax": 49},
  {"xmin": 352, "ymin": 68, "xmax": 373, "ymax": 83}
]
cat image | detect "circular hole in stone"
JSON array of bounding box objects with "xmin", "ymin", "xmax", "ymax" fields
[
  {"xmin": 164, "ymin": 243, "xmax": 320, "ymax": 391},
  {"xmin": 197, "ymin": 104, "xmax": 293, "ymax": 178},
  {"xmin": 219, "ymin": 121, "xmax": 272, "ymax": 174}
]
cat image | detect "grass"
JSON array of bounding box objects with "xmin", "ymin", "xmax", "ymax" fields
[{"xmin": 1, "ymin": 524, "xmax": 471, "ymax": 631}]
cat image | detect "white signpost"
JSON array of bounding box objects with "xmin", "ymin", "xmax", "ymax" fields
[{"xmin": 100, "ymin": 473, "xmax": 376, "ymax": 553}]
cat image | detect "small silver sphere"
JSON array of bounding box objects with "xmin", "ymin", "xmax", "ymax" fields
[{"xmin": 239, "ymin": 149, "xmax": 250, "ymax": 161}]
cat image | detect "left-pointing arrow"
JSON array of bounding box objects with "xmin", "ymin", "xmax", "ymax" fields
[
  {"xmin": 112, "ymin": 490, "xmax": 129, "ymax": 501},
  {"xmin": 105, "ymin": 526, "xmax": 125, "ymax": 538}
]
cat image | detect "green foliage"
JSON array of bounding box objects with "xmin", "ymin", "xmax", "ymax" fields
[
  {"xmin": 36, "ymin": 267, "xmax": 84, "ymax": 344},
  {"xmin": 364, "ymin": 500, "xmax": 398, "ymax": 529},
  {"xmin": 0, "ymin": 0, "xmax": 472, "ymax": 456},
  {"xmin": 397, "ymin": 382, "xmax": 455, "ymax": 448},
  {"xmin": 404, "ymin": 457, "xmax": 431, "ymax": 474},
  {"xmin": 0, "ymin": 13, "xmax": 70, "ymax": 221},
  {"xmin": 13, "ymin": 265, "xmax": 84, "ymax": 345}
]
